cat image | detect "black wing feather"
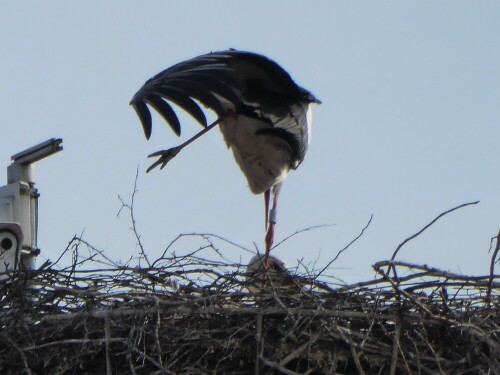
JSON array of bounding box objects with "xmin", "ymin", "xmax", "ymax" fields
[
  {"xmin": 183, "ymin": 66, "xmax": 242, "ymax": 88},
  {"xmin": 162, "ymin": 79, "xmax": 226, "ymax": 118},
  {"xmin": 131, "ymin": 101, "xmax": 152, "ymax": 139},
  {"xmin": 145, "ymin": 96, "xmax": 181, "ymax": 136},
  {"xmin": 130, "ymin": 49, "xmax": 320, "ymax": 162},
  {"xmin": 155, "ymin": 86, "xmax": 207, "ymax": 127},
  {"xmin": 175, "ymin": 72, "xmax": 241, "ymax": 105}
]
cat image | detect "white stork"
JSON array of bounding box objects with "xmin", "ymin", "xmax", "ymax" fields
[{"xmin": 130, "ymin": 49, "xmax": 320, "ymax": 267}]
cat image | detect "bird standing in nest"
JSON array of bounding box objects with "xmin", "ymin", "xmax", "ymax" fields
[{"xmin": 130, "ymin": 49, "xmax": 320, "ymax": 267}]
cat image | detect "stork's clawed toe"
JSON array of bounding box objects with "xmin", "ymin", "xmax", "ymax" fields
[{"xmin": 147, "ymin": 147, "xmax": 181, "ymax": 172}]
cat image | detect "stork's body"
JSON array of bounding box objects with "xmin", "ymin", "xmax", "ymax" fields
[
  {"xmin": 130, "ymin": 50, "xmax": 320, "ymax": 266},
  {"xmin": 220, "ymin": 114, "xmax": 291, "ymax": 195}
]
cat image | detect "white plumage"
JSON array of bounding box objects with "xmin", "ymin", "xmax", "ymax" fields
[
  {"xmin": 130, "ymin": 49, "xmax": 320, "ymax": 266},
  {"xmin": 220, "ymin": 114, "xmax": 292, "ymax": 194}
]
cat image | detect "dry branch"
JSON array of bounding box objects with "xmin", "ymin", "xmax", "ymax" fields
[
  {"xmin": 0, "ymin": 233, "xmax": 498, "ymax": 374},
  {"xmin": 1, "ymin": 194, "xmax": 498, "ymax": 374}
]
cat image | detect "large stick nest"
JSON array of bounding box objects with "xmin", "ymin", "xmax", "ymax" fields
[
  {"xmin": 1, "ymin": 231, "xmax": 499, "ymax": 375},
  {"xmin": 1, "ymin": 197, "xmax": 499, "ymax": 374}
]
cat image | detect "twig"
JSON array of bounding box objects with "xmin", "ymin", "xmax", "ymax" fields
[
  {"xmin": 388, "ymin": 201, "xmax": 479, "ymax": 278},
  {"xmin": 272, "ymin": 224, "xmax": 334, "ymax": 250},
  {"xmin": 48, "ymin": 234, "xmax": 79, "ymax": 269},
  {"xmin": 255, "ymin": 313, "xmax": 262, "ymax": 375},
  {"xmin": 390, "ymin": 315, "xmax": 401, "ymax": 375},
  {"xmin": 105, "ymin": 315, "xmax": 112, "ymax": 375},
  {"xmin": 154, "ymin": 298, "xmax": 164, "ymax": 370},
  {"xmin": 153, "ymin": 232, "xmax": 253, "ymax": 267},
  {"xmin": 316, "ymin": 215, "xmax": 373, "ymax": 279},
  {"xmin": 418, "ymin": 324, "xmax": 446, "ymax": 375},
  {"xmin": 259, "ymin": 355, "xmax": 301, "ymax": 375},
  {"xmin": 1, "ymin": 335, "xmax": 33, "ymax": 375},
  {"xmin": 131, "ymin": 347, "xmax": 171, "ymax": 373},
  {"xmin": 486, "ymin": 228, "xmax": 500, "ymax": 308},
  {"xmin": 280, "ymin": 333, "xmax": 319, "ymax": 367},
  {"xmin": 374, "ymin": 260, "xmax": 500, "ymax": 285},
  {"xmin": 118, "ymin": 166, "xmax": 151, "ymax": 268},
  {"xmin": 349, "ymin": 344, "xmax": 365, "ymax": 375},
  {"xmin": 71, "ymin": 236, "xmax": 121, "ymax": 268},
  {"xmin": 23, "ymin": 338, "xmax": 124, "ymax": 350}
]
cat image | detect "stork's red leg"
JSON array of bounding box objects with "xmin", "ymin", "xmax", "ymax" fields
[
  {"xmin": 147, "ymin": 113, "xmax": 230, "ymax": 172},
  {"xmin": 264, "ymin": 183, "xmax": 282, "ymax": 268},
  {"xmin": 264, "ymin": 189, "xmax": 271, "ymax": 231}
]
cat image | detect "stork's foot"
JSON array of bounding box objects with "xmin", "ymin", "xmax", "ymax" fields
[{"xmin": 147, "ymin": 147, "xmax": 181, "ymax": 172}]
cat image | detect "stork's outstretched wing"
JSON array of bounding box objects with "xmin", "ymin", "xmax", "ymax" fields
[{"xmin": 130, "ymin": 49, "xmax": 320, "ymax": 163}]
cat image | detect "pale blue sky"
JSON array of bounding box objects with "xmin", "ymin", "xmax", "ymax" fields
[{"xmin": 1, "ymin": 2, "xmax": 498, "ymax": 283}]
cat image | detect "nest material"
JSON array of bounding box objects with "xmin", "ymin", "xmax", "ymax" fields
[{"xmin": 0, "ymin": 234, "xmax": 499, "ymax": 375}]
